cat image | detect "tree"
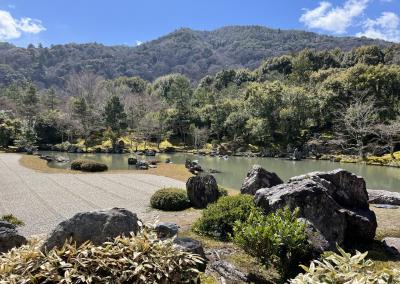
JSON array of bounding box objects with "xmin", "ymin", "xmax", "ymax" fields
[
  {"xmin": 335, "ymin": 99, "xmax": 379, "ymax": 159},
  {"xmin": 190, "ymin": 125, "xmax": 209, "ymax": 150},
  {"xmin": 376, "ymin": 118, "xmax": 400, "ymax": 159},
  {"xmin": 103, "ymin": 96, "xmax": 127, "ymax": 150}
]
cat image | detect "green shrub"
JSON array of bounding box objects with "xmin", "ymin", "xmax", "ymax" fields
[
  {"xmin": 70, "ymin": 159, "xmax": 108, "ymax": 172},
  {"xmin": 70, "ymin": 159, "xmax": 89, "ymax": 170},
  {"xmin": 80, "ymin": 161, "xmax": 108, "ymax": 172},
  {"xmin": 217, "ymin": 185, "xmax": 228, "ymax": 197},
  {"xmin": 0, "ymin": 227, "xmax": 204, "ymax": 283},
  {"xmin": 290, "ymin": 247, "xmax": 400, "ymax": 283},
  {"xmin": 0, "ymin": 214, "xmax": 25, "ymax": 226},
  {"xmin": 150, "ymin": 188, "xmax": 191, "ymax": 211},
  {"xmin": 233, "ymin": 208, "xmax": 309, "ymax": 277},
  {"xmin": 192, "ymin": 195, "xmax": 255, "ymax": 240}
]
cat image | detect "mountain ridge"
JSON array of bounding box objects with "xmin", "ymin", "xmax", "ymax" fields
[{"xmin": 0, "ymin": 25, "xmax": 393, "ymax": 88}]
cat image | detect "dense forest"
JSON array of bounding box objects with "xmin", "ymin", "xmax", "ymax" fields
[
  {"xmin": 0, "ymin": 26, "xmax": 390, "ymax": 88},
  {"xmin": 1, "ymin": 42, "xmax": 400, "ymax": 160}
]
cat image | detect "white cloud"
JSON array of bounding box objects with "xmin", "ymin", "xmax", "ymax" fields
[
  {"xmin": 0, "ymin": 10, "xmax": 45, "ymax": 41},
  {"xmin": 357, "ymin": 12, "xmax": 400, "ymax": 42},
  {"xmin": 135, "ymin": 40, "xmax": 143, "ymax": 46},
  {"xmin": 300, "ymin": 0, "xmax": 369, "ymax": 34}
]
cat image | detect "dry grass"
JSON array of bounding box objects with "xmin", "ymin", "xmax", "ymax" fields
[
  {"xmin": 19, "ymin": 154, "xmax": 193, "ymax": 182},
  {"xmin": 373, "ymin": 206, "xmax": 400, "ymax": 240}
]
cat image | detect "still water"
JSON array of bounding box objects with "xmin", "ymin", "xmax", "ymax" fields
[{"xmin": 44, "ymin": 152, "xmax": 400, "ymax": 192}]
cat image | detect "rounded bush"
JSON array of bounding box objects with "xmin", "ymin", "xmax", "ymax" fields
[
  {"xmin": 192, "ymin": 194, "xmax": 255, "ymax": 240},
  {"xmin": 71, "ymin": 159, "xmax": 108, "ymax": 172},
  {"xmin": 70, "ymin": 159, "xmax": 90, "ymax": 170},
  {"xmin": 150, "ymin": 188, "xmax": 191, "ymax": 211}
]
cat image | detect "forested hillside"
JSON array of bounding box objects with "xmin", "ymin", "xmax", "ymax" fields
[
  {"xmin": 1, "ymin": 44, "xmax": 400, "ymax": 162},
  {"xmin": 0, "ymin": 25, "xmax": 391, "ymax": 88}
]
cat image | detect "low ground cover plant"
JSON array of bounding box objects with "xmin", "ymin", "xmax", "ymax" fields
[
  {"xmin": 0, "ymin": 214, "xmax": 25, "ymax": 226},
  {"xmin": 233, "ymin": 208, "xmax": 309, "ymax": 277},
  {"xmin": 150, "ymin": 187, "xmax": 191, "ymax": 211},
  {"xmin": 70, "ymin": 159, "xmax": 108, "ymax": 172},
  {"xmin": 290, "ymin": 247, "xmax": 400, "ymax": 283},
  {"xmin": 192, "ymin": 194, "xmax": 255, "ymax": 240},
  {"xmin": 0, "ymin": 226, "xmax": 203, "ymax": 283}
]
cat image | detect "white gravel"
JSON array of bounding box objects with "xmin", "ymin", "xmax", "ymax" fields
[{"xmin": 0, "ymin": 154, "xmax": 186, "ymax": 237}]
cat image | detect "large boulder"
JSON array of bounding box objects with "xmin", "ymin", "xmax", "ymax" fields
[
  {"xmin": 367, "ymin": 189, "xmax": 400, "ymax": 205},
  {"xmin": 240, "ymin": 165, "xmax": 283, "ymax": 195},
  {"xmin": 255, "ymin": 169, "xmax": 377, "ymax": 250},
  {"xmin": 0, "ymin": 221, "xmax": 27, "ymax": 253},
  {"xmin": 41, "ymin": 208, "xmax": 139, "ymax": 251},
  {"xmin": 186, "ymin": 174, "xmax": 219, "ymax": 208}
]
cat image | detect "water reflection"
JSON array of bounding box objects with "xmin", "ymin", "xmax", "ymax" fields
[{"xmin": 43, "ymin": 152, "xmax": 400, "ymax": 192}]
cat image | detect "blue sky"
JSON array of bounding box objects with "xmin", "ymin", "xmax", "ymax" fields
[{"xmin": 0, "ymin": 0, "xmax": 399, "ymax": 47}]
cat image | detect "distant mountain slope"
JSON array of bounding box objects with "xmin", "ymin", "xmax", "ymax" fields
[{"xmin": 0, "ymin": 25, "xmax": 392, "ymax": 88}]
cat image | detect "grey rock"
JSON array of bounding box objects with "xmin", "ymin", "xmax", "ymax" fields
[
  {"xmin": 136, "ymin": 160, "xmax": 149, "ymax": 170},
  {"xmin": 240, "ymin": 165, "xmax": 283, "ymax": 195},
  {"xmin": 173, "ymin": 237, "xmax": 206, "ymax": 271},
  {"xmin": 290, "ymin": 169, "xmax": 369, "ymax": 209},
  {"xmin": 298, "ymin": 218, "xmax": 330, "ymax": 256},
  {"xmin": 128, "ymin": 157, "xmax": 137, "ymax": 165},
  {"xmin": 0, "ymin": 221, "xmax": 27, "ymax": 253},
  {"xmin": 382, "ymin": 237, "xmax": 400, "ymax": 257},
  {"xmin": 211, "ymin": 260, "xmax": 248, "ymax": 282},
  {"xmin": 155, "ymin": 222, "xmax": 179, "ymax": 239},
  {"xmin": 186, "ymin": 174, "xmax": 219, "ymax": 208},
  {"xmin": 255, "ymin": 169, "xmax": 377, "ymax": 251},
  {"xmin": 42, "ymin": 208, "xmax": 139, "ymax": 251},
  {"xmin": 368, "ymin": 189, "xmax": 400, "ymax": 206}
]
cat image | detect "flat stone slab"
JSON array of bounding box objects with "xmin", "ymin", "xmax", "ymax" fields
[
  {"xmin": 368, "ymin": 189, "xmax": 400, "ymax": 205},
  {"xmin": 0, "ymin": 154, "xmax": 186, "ymax": 237}
]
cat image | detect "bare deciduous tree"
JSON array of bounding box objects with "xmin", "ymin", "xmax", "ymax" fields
[
  {"xmin": 335, "ymin": 98, "xmax": 379, "ymax": 159},
  {"xmin": 376, "ymin": 117, "xmax": 400, "ymax": 159}
]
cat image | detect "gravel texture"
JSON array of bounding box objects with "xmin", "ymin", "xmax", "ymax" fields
[{"xmin": 0, "ymin": 154, "xmax": 186, "ymax": 237}]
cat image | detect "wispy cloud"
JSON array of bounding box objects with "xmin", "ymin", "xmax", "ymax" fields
[
  {"xmin": 357, "ymin": 12, "xmax": 400, "ymax": 42},
  {"xmin": 300, "ymin": 0, "xmax": 369, "ymax": 34},
  {"xmin": 0, "ymin": 10, "xmax": 46, "ymax": 41}
]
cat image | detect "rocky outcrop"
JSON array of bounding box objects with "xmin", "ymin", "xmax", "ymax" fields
[
  {"xmin": 0, "ymin": 221, "xmax": 27, "ymax": 253},
  {"xmin": 186, "ymin": 174, "xmax": 219, "ymax": 208},
  {"xmin": 240, "ymin": 165, "xmax": 283, "ymax": 195},
  {"xmin": 128, "ymin": 157, "xmax": 137, "ymax": 165},
  {"xmin": 155, "ymin": 222, "xmax": 179, "ymax": 239},
  {"xmin": 255, "ymin": 169, "xmax": 377, "ymax": 250},
  {"xmin": 185, "ymin": 159, "xmax": 203, "ymax": 175},
  {"xmin": 368, "ymin": 189, "xmax": 400, "ymax": 205},
  {"xmin": 41, "ymin": 208, "xmax": 139, "ymax": 251}
]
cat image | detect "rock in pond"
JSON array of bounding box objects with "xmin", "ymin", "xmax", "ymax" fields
[
  {"xmin": 240, "ymin": 165, "xmax": 283, "ymax": 195},
  {"xmin": 41, "ymin": 208, "xmax": 139, "ymax": 251},
  {"xmin": 254, "ymin": 169, "xmax": 377, "ymax": 251},
  {"xmin": 186, "ymin": 174, "xmax": 220, "ymax": 208},
  {"xmin": 0, "ymin": 221, "xmax": 27, "ymax": 253},
  {"xmin": 128, "ymin": 157, "xmax": 137, "ymax": 165},
  {"xmin": 155, "ymin": 222, "xmax": 179, "ymax": 239},
  {"xmin": 367, "ymin": 189, "xmax": 400, "ymax": 206}
]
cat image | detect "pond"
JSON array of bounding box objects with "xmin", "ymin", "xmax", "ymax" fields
[{"xmin": 43, "ymin": 152, "xmax": 400, "ymax": 192}]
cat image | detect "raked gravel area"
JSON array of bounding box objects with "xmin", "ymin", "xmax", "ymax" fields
[{"xmin": 0, "ymin": 154, "xmax": 188, "ymax": 237}]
